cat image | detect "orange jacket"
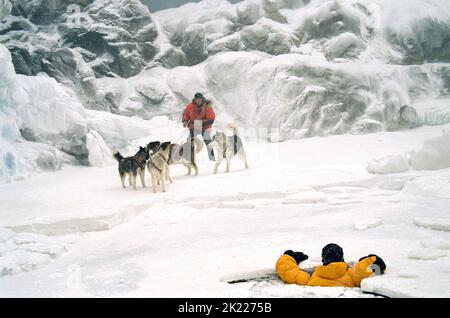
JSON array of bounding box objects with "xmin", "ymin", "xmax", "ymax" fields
[
  {"xmin": 182, "ymin": 100, "xmax": 216, "ymax": 131},
  {"xmin": 276, "ymin": 254, "xmax": 377, "ymax": 287}
]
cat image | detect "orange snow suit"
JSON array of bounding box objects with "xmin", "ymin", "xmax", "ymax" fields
[
  {"xmin": 182, "ymin": 100, "xmax": 216, "ymax": 131},
  {"xmin": 276, "ymin": 255, "xmax": 377, "ymax": 287}
]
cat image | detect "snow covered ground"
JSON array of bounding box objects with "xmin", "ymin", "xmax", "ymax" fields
[{"xmin": 1, "ymin": 123, "xmax": 449, "ymax": 297}]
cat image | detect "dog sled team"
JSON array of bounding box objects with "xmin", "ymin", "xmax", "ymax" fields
[{"xmin": 112, "ymin": 93, "xmax": 249, "ymax": 192}]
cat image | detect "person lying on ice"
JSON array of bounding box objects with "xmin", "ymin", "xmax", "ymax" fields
[
  {"xmin": 276, "ymin": 243, "xmax": 386, "ymax": 287},
  {"xmin": 182, "ymin": 92, "xmax": 216, "ymax": 161}
]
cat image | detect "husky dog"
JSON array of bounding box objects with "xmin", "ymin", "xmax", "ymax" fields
[
  {"xmin": 113, "ymin": 146, "xmax": 150, "ymax": 190},
  {"xmin": 147, "ymin": 141, "xmax": 162, "ymax": 156},
  {"xmin": 147, "ymin": 142, "xmax": 173, "ymax": 193},
  {"xmin": 112, "ymin": 141, "xmax": 161, "ymax": 190},
  {"xmin": 167, "ymin": 137, "xmax": 203, "ymax": 176},
  {"xmin": 210, "ymin": 124, "xmax": 249, "ymax": 174}
]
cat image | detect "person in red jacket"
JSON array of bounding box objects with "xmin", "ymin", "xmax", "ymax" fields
[{"xmin": 182, "ymin": 93, "xmax": 216, "ymax": 161}]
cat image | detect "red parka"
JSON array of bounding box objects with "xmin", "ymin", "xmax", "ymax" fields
[{"xmin": 182, "ymin": 99, "xmax": 216, "ymax": 131}]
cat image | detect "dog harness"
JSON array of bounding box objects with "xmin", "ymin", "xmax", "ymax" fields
[
  {"xmin": 148, "ymin": 159, "xmax": 162, "ymax": 173},
  {"xmin": 157, "ymin": 152, "xmax": 169, "ymax": 163},
  {"xmin": 148, "ymin": 151, "xmax": 168, "ymax": 174}
]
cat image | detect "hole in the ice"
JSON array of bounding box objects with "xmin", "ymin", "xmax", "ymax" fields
[
  {"xmin": 225, "ymin": 270, "xmax": 389, "ymax": 298},
  {"xmin": 223, "ymin": 263, "xmax": 390, "ymax": 298}
]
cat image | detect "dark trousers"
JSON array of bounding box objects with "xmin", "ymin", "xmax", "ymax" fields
[{"xmin": 189, "ymin": 129, "xmax": 215, "ymax": 161}]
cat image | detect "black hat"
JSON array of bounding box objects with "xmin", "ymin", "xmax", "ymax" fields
[
  {"xmin": 194, "ymin": 92, "xmax": 204, "ymax": 100},
  {"xmin": 322, "ymin": 243, "xmax": 344, "ymax": 265}
]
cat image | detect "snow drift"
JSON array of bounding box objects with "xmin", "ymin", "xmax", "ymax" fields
[
  {"xmin": 367, "ymin": 129, "xmax": 450, "ymax": 174},
  {"xmin": 410, "ymin": 129, "xmax": 450, "ymax": 170},
  {"xmin": 1, "ymin": 43, "xmax": 85, "ymax": 182},
  {"xmin": 0, "ymin": 0, "xmax": 11, "ymax": 21},
  {"xmin": 366, "ymin": 155, "xmax": 410, "ymax": 174}
]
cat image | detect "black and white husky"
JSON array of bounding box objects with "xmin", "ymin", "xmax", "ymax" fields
[
  {"xmin": 210, "ymin": 124, "xmax": 249, "ymax": 174},
  {"xmin": 112, "ymin": 141, "xmax": 161, "ymax": 190}
]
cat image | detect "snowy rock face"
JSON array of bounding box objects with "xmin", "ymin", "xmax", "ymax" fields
[
  {"xmin": 2, "ymin": 0, "xmax": 158, "ymax": 96},
  {"xmin": 298, "ymin": 1, "xmax": 369, "ymax": 40},
  {"xmin": 181, "ymin": 23, "xmax": 208, "ymax": 66},
  {"xmin": 86, "ymin": 130, "xmax": 115, "ymax": 167},
  {"xmin": 324, "ymin": 33, "xmax": 366, "ymax": 60},
  {"xmin": 10, "ymin": 1, "xmax": 95, "ymax": 25},
  {"xmin": 1, "ymin": 0, "xmax": 449, "ymax": 128},
  {"xmin": 61, "ymin": 0, "xmax": 158, "ymax": 78},
  {"xmin": 11, "ymin": 74, "xmax": 88, "ymax": 155},
  {"xmin": 0, "ymin": 0, "xmax": 12, "ymax": 21},
  {"xmin": 0, "ymin": 43, "xmax": 89, "ymax": 182},
  {"xmin": 0, "ymin": 44, "xmax": 22, "ymax": 182},
  {"xmin": 386, "ymin": 17, "xmax": 450, "ymax": 65},
  {"xmin": 139, "ymin": 0, "xmax": 450, "ymax": 135}
]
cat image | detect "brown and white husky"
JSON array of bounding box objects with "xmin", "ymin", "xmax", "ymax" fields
[{"xmin": 147, "ymin": 142, "xmax": 173, "ymax": 193}]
